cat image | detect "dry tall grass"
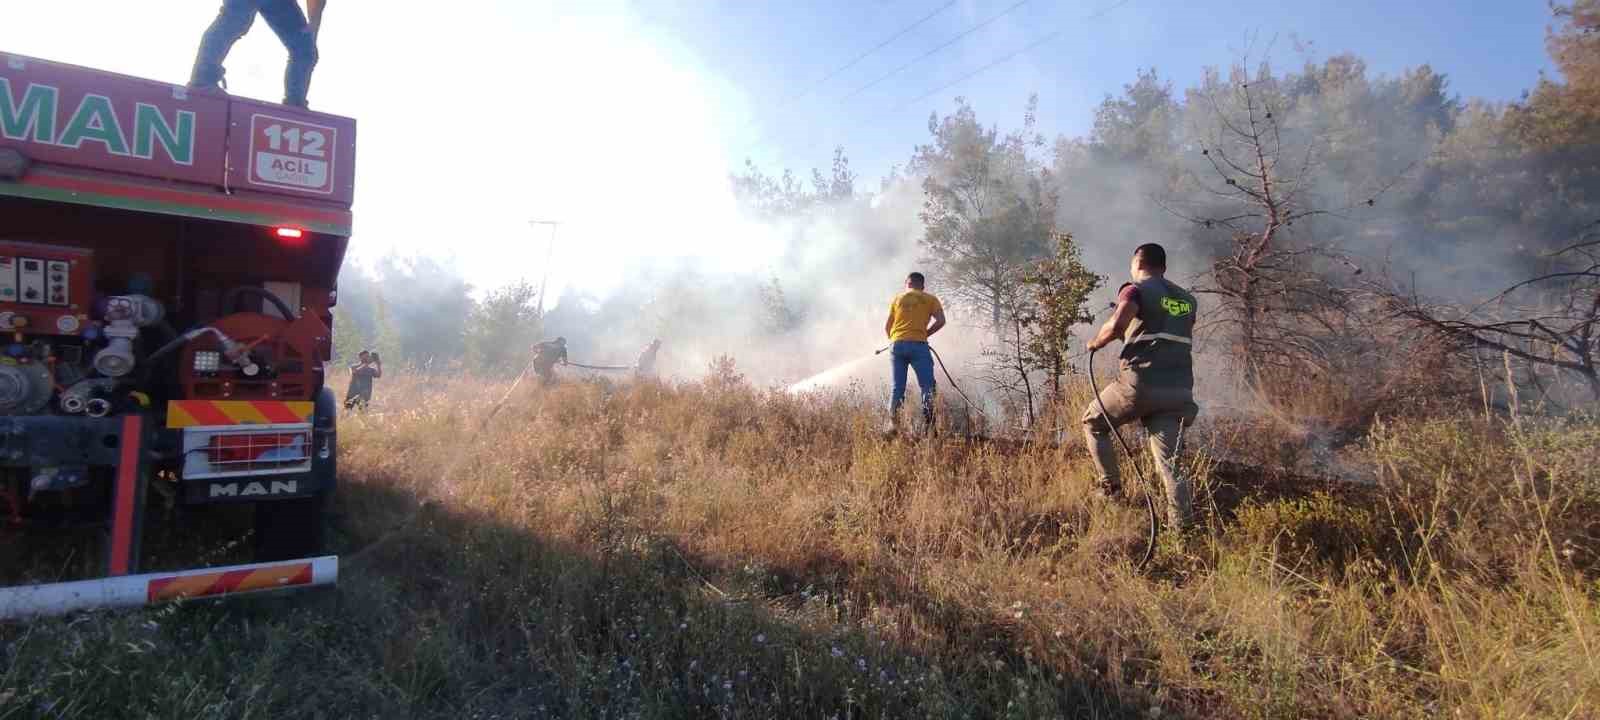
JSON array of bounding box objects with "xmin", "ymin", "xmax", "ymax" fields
[{"xmin": 2, "ymin": 364, "xmax": 1597, "ymax": 718}]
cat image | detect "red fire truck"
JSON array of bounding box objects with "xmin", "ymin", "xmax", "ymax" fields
[{"xmin": 0, "ymin": 51, "xmax": 353, "ymax": 618}]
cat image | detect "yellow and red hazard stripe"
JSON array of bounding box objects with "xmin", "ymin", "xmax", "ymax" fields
[
  {"xmin": 146, "ymin": 561, "xmax": 315, "ymax": 602},
  {"xmin": 167, "ymin": 400, "xmax": 314, "ymax": 428}
]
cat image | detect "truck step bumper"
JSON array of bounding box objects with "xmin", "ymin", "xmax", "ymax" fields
[{"xmin": 0, "ymin": 555, "xmax": 337, "ymax": 621}]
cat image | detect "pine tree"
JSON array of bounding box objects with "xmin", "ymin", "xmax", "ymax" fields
[
  {"xmin": 1020, "ymin": 232, "xmax": 1104, "ymax": 398},
  {"xmin": 331, "ymin": 304, "xmax": 367, "ymax": 364},
  {"xmin": 372, "ymin": 294, "xmax": 403, "ymax": 368}
]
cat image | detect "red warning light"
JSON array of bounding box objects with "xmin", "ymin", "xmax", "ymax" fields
[{"xmin": 275, "ymin": 227, "xmax": 305, "ymax": 240}]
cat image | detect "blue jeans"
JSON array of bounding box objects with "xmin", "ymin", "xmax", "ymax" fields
[
  {"xmin": 191, "ymin": 0, "xmax": 319, "ymax": 106},
  {"xmin": 889, "ymin": 340, "xmax": 936, "ymax": 425}
]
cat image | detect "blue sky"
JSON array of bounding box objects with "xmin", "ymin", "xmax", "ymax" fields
[
  {"xmin": 660, "ymin": 0, "xmax": 1557, "ymax": 181},
  {"xmin": 2, "ymin": 1, "xmax": 1560, "ymax": 297}
]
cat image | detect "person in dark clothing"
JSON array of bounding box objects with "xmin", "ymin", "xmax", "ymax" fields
[
  {"xmin": 635, "ymin": 338, "xmax": 662, "ymax": 378},
  {"xmin": 344, "ymin": 350, "xmax": 381, "ymax": 410},
  {"xmin": 189, "ymin": 0, "xmax": 326, "ymax": 108},
  {"xmin": 531, "ymin": 337, "xmax": 568, "ymax": 385}
]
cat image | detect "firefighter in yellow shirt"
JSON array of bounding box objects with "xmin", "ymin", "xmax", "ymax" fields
[{"xmin": 883, "ymin": 271, "xmax": 946, "ymax": 433}]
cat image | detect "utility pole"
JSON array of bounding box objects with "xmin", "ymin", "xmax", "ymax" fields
[{"xmin": 529, "ymin": 220, "xmax": 560, "ymax": 317}]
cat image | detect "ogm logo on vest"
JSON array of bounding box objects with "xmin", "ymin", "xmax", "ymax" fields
[{"xmin": 1161, "ymin": 296, "xmax": 1194, "ymax": 318}]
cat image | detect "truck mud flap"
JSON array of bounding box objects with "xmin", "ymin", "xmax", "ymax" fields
[
  {"xmin": 182, "ymin": 471, "xmax": 322, "ymax": 504},
  {"xmin": 176, "ymin": 387, "xmax": 337, "ymax": 505},
  {"xmin": 0, "ymin": 555, "xmax": 337, "ymax": 621}
]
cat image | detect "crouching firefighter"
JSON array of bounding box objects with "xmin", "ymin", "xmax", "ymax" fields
[
  {"xmin": 531, "ymin": 337, "xmax": 569, "ymax": 385},
  {"xmin": 1083, "ymin": 243, "xmax": 1200, "ymax": 530}
]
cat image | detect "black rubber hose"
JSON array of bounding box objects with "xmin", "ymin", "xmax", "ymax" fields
[
  {"xmin": 223, "ymin": 286, "xmax": 296, "ymax": 320},
  {"xmin": 1088, "ymin": 348, "xmax": 1159, "ymax": 572},
  {"xmin": 927, "ymin": 345, "xmax": 979, "ymax": 414},
  {"xmin": 136, "ymin": 328, "xmax": 199, "ymax": 390},
  {"xmin": 145, "ymin": 328, "xmax": 201, "ymax": 367},
  {"xmin": 566, "ymin": 361, "xmax": 633, "ymax": 371},
  {"xmin": 877, "ymin": 342, "xmax": 988, "ymax": 425}
]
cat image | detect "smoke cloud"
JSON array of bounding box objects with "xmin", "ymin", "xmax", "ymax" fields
[{"xmin": 336, "ymin": 40, "xmax": 1592, "ymax": 427}]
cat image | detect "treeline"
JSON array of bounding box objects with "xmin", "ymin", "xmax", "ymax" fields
[
  {"xmin": 747, "ymin": 0, "xmax": 1600, "ymax": 418},
  {"xmin": 332, "ymin": 2, "xmax": 1598, "ymax": 410}
]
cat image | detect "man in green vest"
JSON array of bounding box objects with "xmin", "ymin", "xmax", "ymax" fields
[{"xmin": 1083, "ymin": 243, "xmax": 1200, "ymax": 530}]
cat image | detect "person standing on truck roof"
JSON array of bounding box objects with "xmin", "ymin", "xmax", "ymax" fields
[
  {"xmin": 635, "ymin": 338, "xmax": 662, "ymax": 378},
  {"xmin": 344, "ymin": 349, "xmax": 381, "ymax": 410},
  {"xmin": 884, "ymin": 271, "xmax": 946, "ymax": 435},
  {"xmin": 531, "ymin": 337, "xmax": 568, "ymax": 385},
  {"xmin": 1082, "ymin": 243, "xmax": 1200, "ymax": 531},
  {"xmin": 189, "ymin": 0, "xmax": 327, "ymax": 108}
]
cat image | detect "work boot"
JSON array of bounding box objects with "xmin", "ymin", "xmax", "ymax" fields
[
  {"xmin": 188, "ymin": 4, "xmax": 248, "ymax": 95},
  {"xmin": 188, "ymin": 64, "xmax": 228, "ymax": 94},
  {"xmin": 282, "ymin": 65, "xmax": 312, "ymax": 108}
]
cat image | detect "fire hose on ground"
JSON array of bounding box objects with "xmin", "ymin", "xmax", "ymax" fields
[
  {"xmin": 875, "ymin": 341, "xmax": 1158, "ymax": 571},
  {"xmin": 874, "ymin": 343, "xmax": 984, "ymax": 423},
  {"xmin": 1088, "ymin": 347, "xmax": 1160, "ymax": 572},
  {"xmin": 347, "ymin": 353, "xmax": 633, "ymax": 568},
  {"xmin": 566, "ymin": 361, "xmax": 634, "ymax": 371}
]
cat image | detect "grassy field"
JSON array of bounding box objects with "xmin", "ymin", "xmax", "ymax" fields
[{"xmin": 2, "ymin": 365, "xmax": 1598, "ymax": 719}]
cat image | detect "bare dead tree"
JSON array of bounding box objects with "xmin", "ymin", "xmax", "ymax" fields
[
  {"xmin": 981, "ymin": 313, "xmax": 1037, "ymax": 428},
  {"xmin": 1163, "ymin": 74, "xmax": 1391, "ymax": 392},
  {"xmin": 980, "ymin": 272, "xmax": 1039, "ymax": 427},
  {"xmin": 1387, "ymin": 222, "xmax": 1600, "ymax": 402}
]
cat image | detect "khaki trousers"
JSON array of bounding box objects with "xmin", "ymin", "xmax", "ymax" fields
[{"xmin": 1081, "ymin": 375, "xmax": 1199, "ymax": 529}]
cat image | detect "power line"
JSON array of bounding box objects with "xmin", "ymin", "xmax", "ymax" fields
[
  {"xmin": 894, "ymin": 29, "xmax": 1062, "ymax": 109},
  {"xmin": 841, "ymin": 0, "xmax": 1033, "ymax": 103},
  {"xmin": 738, "ymin": 1, "xmax": 958, "ymax": 153},
  {"xmin": 744, "ymin": 0, "xmax": 1133, "ymax": 167},
  {"xmin": 894, "ymin": 0, "xmax": 1133, "ymax": 111},
  {"xmin": 796, "ymin": 0, "xmax": 958, "ymax": 103}
]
